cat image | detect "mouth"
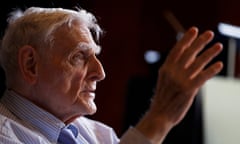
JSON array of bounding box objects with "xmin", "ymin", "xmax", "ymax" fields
[
  {"xmin": 81, "ymin": 90, "xmax": 95, "ymax": 97},
  {"xmin": 82, "ymin": 84, "xmax": 96, "ymax": 98}
]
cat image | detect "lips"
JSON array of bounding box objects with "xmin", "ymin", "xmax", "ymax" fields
[
  {"xmin": 81, "ymin": 84, "xmax": 96, "ymax": 97},
  {"xmin": 82, "ymin": 88, "xmax": 95, "ymax": 93},
  {"xmin": 81, "ymin": 89, "xmax": 95, "ymax": 97}
]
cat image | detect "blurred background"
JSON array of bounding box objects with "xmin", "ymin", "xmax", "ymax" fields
[{"xmin": 0, "ymin": 0, "xmax": 240, "ymax": 144}]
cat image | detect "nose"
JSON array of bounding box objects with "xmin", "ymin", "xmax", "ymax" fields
[{"xmin": 88, "ymin": 55, "xmax": 106, "ymax": 81}]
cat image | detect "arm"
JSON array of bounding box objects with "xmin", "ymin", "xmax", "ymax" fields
[{"xmin": 134, "ymin": 26, "xmax": 223, "ymax": 144}]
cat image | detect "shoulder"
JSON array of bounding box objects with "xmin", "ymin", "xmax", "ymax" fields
[
  {"xmin": 0, "ymin": 102, "xmax": 18, "ymax": 120},
  {"xmin": 0, "ymin": 113, "xmax": 24, "ymax": 143},
  {"xmin": 0, "ymin": 106, "xmax": 51, "ymax": 144}
]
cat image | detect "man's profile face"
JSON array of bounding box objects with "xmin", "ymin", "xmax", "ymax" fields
[{"xmin": 36, "ymin": 21, "xmax": 105, "ymax": 123}]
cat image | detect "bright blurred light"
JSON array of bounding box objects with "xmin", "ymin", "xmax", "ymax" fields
[
  {"xmin": 218, "ymin": 23, "xmax": 240, "ymax": 39},
  {"xmin": 176, "ymin": 32, "xmax": 184, "ymax": 41},
  {"xmin": 144, "ymin": 50, "xmax": 161, "ymax": 64}
]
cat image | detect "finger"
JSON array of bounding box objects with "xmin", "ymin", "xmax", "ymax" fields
[
  {"xmin": 165, "ymin": 27, "xmax": 198, "ymax": 64},
  {"xmin": 186, "ymin": 43, "xmax": 223, "ymax": 79},
  {"xmin": 192, "ymin": 61, "xmax": 223, "ymax": 87},
  {"xmin": 177, "ymin": 30, "xmax": 214, "ymax": 68}
]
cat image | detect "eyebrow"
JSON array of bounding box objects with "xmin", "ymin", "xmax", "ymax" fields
[{"xmin": 77, "ymin": 42, "xmax": 101, "ymax": 54}]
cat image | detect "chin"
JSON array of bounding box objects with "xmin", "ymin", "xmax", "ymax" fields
[
  {"xmin": 88, "ymin": 103, "xmax": 97, "ymax": 115},
  {"xmin": 82, "ymin": 101, "xmax": 97, "ymax": 115},
  {"xmin": 88, "ymin": 109, "xmax": 97, "ymax": 115}
]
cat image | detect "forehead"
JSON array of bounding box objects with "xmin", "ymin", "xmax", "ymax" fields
[{"xmin": 52, "ymin": 22, "xmax": 101, "ymax": 54}]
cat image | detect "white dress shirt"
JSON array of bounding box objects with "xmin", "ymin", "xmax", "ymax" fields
[{"xmin": 0, "ymin": 90, "xmax": 151, "ymax": 144}]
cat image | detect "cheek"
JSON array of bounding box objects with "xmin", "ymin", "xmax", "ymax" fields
[
  {"xmin": 40, "ymin": 59, "xmax": 87, "ymax": 99},
  {"xmin": 39, "ymin": 65, "xmax": 73, "ymax": 94},
  {"xmin": 56, "ymin": 65, "xmax": 85, "ymax": 92},
  {"xmin": 69, "ymin": 72, "xmax": 86, "ymax": 93}
]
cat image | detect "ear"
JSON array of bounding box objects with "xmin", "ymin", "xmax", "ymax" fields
[{"xmin": 18, "ymin": 45, "xmax": 38, "ymax": 84}]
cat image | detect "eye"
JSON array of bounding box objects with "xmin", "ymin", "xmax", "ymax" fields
[{"xmin": 70, "ymin": 52, "xmax": 85, "ymax": 66}]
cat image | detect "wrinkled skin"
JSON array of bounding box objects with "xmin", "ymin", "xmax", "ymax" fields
[
  {"xmin": 17, "ymin": 22, "xmax": 105, "ymax": 124},
  {"xmin": 135, "ymin": 27, "xmax": 223, "ymax": 144}
]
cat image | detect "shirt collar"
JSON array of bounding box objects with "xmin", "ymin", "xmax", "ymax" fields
[{"xmin": 1, "ymin": 90, "xmax": 66, "ymax": 143}]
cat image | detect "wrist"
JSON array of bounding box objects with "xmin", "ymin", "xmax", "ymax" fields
[{"xmin": 135, "ymin": 111, "xmax": 173, "ymax": 144}]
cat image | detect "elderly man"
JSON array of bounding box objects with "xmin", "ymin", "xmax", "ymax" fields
[{"xmin": 0, "ymin": 7, "xmax": 222, "ymax": 144}]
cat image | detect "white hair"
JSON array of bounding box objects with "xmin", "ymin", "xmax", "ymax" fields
[{"xmin": 0, "ymin": 7, "xmax": 103, "ymax": 78}]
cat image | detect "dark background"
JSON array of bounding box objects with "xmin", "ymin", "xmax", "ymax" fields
[{"xmin": 0, "ymin": 0, "xmax": 240, "ymax": 143}]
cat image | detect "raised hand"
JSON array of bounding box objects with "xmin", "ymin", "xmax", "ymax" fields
[{"xmin": 136, "ymin": 26, "xmax": 223, "ymax": 144}]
